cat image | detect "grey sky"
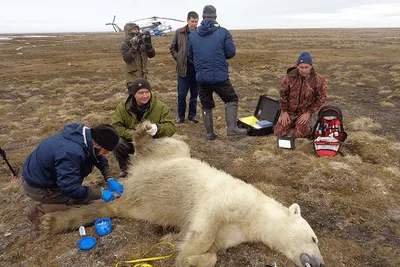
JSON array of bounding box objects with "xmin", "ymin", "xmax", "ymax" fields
[{"xmin": 1, "ymin": 0, "xmax": 400, "ymax": 33}]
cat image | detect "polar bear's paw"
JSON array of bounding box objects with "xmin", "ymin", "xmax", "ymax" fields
[
  {"xmin": 176, "ymin": 252, "xmax": 217, "ymax": 267},
  {"xmin": 132, "ymin": 121, "xmax": 153, "ymax": 141},
  {"xmin": 188, "ymin": 253, "xmax": 217, "ymax": 267},
  {"xmin": 39, "ymin": 211, "xmax": 78, "ymax": 236},
  {"xmin": 39, "ymin": 213, "xmax": 57, "ymax": 236}
]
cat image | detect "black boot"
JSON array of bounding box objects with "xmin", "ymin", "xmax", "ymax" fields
[
  {"xmin": 202, "ymin": 109, "xmax": 217, "ymax": 140},
  {"xmin": 225, "ymin": 102, "xmax": 247, "ymax": 136}
]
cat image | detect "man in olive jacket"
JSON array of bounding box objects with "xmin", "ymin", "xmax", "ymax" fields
[
  {"xmin": 121, "ymin": 23, "xmax": 155, "ymax": 89},
  {"xmin": 112, "ymin": 78, "xmax": 176, "ymax": 177},
  {"xmin": 169, "ymin": 11, "xmax": 199, "ymax": 124}
]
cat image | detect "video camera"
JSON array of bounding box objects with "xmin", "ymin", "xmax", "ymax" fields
[{"xmin": 130, "ymin": 31, "xmax": 151, "ymax": 46}]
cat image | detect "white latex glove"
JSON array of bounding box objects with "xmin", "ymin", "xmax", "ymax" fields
[{"xmin": 146, "ymin": 123, "xmax": 158, "ymax": 136}]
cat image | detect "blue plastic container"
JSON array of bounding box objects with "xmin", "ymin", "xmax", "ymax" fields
[
  {"xmin": 95, "ymin": 217, "xmax": 112, "ymax": 236},
  {"xmin": 78, "ymin": 236, "xmax": 96, "ymax": 250}
]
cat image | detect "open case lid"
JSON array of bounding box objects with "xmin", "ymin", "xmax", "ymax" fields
[{"xmin": 254, "ymin": 95, "xmax": 281, "ymax": 123}]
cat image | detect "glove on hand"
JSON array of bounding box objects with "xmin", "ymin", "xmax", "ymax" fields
[
  {"xmin": 146, "ymin": 123, "xmax": 158, "ymax": 136},
  {"xmin": 107, "ymin": 178, "xmax": 124, "ymax": 195},
  {"xmin": 143, "ymin": 33, "xmax": 152, "ymax": 46},
  {"xmin": 101, "ymin": 189, "xmax": 116, "ymax": 202}
]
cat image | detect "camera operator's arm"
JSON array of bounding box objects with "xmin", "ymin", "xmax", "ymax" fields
[
  {"xmin": 121, "ymin": 41, "xmax": 139, "ymax": 64},
  {"xmin": 143, "ymin": 33, "xmax": 155, "ymax": 58}
]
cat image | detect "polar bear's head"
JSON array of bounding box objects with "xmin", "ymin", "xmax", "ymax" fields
[{"xmin": 272, "ymin": 203, "xmax": 325, "ymax": 267}]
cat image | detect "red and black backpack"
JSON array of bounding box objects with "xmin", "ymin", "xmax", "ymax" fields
[{"xmin": 312, "ymin": 105, "xmax": 348, "ymax": 157}]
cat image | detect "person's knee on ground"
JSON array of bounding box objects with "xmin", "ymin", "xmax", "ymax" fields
[
  {"xmin": 273, "ymin": 120, "xmax": 293, "ymax": 137},
  {"xmin": 225, "ymin": 102, "xmax": 247, "ymax": 136},
  {"xmin": 294, "ymin": 121, "xmax": 312, "ymax": 138}
]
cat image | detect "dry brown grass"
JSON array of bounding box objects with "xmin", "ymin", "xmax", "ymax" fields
[{"xmin": 0, "ymin": 29, "xmax": 399, "ymax": 267}]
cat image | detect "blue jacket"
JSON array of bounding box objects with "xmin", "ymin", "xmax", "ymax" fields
[
  {"xmin": 22, "ymin": 123, "xmax": 110, "ymax": 200},
  {"xmin": 188, "ymin": 20, "xmax": 236, "ymax": 84}
]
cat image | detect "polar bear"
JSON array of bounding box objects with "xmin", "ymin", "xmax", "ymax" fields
[{"xmin": 40, "ymin": 122, "xmax": 325, "ymax": 267}]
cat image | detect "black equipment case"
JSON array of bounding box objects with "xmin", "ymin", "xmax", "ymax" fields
[{"xmin": 237, "ymin": 95, "xmax": 281, "ymax": 136}]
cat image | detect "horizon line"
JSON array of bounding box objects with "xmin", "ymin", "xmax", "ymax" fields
[{"xmin": 1, "ymin": 26, "xmax": 400, "ymax": 35}]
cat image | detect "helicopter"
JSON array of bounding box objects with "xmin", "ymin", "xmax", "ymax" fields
[{"xmin": 106, "ymin": 15, "xmax": 185, "ymax": 36}]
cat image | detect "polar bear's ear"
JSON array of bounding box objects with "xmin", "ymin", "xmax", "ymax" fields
[{"xmin": 288, "ymin": 203, "xmax": 301, "ymax": 216}]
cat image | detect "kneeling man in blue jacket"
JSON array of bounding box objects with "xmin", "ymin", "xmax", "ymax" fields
[{"xmin": 22, "ymin": 123, "xmax": 123, "ymax": 227}]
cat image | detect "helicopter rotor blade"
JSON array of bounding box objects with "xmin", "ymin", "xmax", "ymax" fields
[
  {"xmin": 155, "ymin": 17, "xmax": 185, "ymax": 22},
  {"xmin": 106, "ymin": 15, "xmax": 116, "ymax": 26},
  {"xmin": 131, "ymin": 16, "xmax": 185, "ymax": 23},
  {"xmin": 115, "ymin": 25, "xmax": 123, "ymax": 33},
  {"xmin": 131, "ymin": 17, "xmax": 155, "ymax": 22},
  {"xmin": 106, "ymin": 15, "xmax": 123, "ymax": 33}
]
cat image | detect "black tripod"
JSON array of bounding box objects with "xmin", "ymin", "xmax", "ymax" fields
[{"xmin": 0, "ymin": 147, "xmax": 18, "ymax": 180}]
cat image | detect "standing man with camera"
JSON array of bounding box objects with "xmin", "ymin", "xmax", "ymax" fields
[
  {"xmin": 188, "ymin": 5, "xmax": 247, "ymax": 140},
  {"xmin": 121, "ymin": 23, "xmax": 155, "ymax": 90},
  {"xmin": 169, "ymin": 11, "xmax": 200, "ymax": 124}
]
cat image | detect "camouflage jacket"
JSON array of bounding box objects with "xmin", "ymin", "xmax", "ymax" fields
[{"xmin": 279, "ymin": 66, "xmax": 327, "ymax": 115}]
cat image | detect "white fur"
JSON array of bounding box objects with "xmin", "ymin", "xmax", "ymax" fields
[{"xmin": 120, "ymin": 123, "xmax": 325, "ymax": 267}]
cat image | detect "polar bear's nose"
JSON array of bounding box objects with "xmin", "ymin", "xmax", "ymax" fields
[{"xmin": 301, "ymin": 254, "xmax": 325, "ymax": 267}]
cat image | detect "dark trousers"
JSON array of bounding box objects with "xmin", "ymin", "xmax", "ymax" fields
[
  {"xmin": 22, "ymin": 180, "xmax": 91, "ymax": 205},
  {"xmin": 198, "ymin": 80, "xmax": 238, "ymax": 110},
  {"xmin": 113, "ymin": 138, "xmax": 135, "ymax": 171},
  {"xmin": 177, "ymin": 74, "xmax": 198, "ymax": 119}
]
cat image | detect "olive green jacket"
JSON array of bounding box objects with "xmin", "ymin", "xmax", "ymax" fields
[{"xmin": 112, "ymin": 94, "xmax": 176, "ymax": 141}]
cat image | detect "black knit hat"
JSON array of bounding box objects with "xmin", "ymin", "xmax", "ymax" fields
[
  {"xmin": 129, "ymin": 78, "xmax": 152, "ymax": 95},
  {"xmin": 91, "ymin": 124, "xmax": 119, "ymax": 151},
  {"xmin": 203, "ymin": 5, "xmax": 217, "ymax": 18}
]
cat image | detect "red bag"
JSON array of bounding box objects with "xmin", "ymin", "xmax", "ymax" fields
[{"xmin": 312, "ymin": 106, "xmax": 347, "ymax": 157}]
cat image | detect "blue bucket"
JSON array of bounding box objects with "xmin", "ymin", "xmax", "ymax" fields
[{"xmin": 95, "ymin": 217, "xmax": 112, "ymax": 236}]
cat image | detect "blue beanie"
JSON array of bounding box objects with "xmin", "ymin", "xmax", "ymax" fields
[{"xmin": 297, "ymin": 52, "xmax": 312, "ymax": 65}]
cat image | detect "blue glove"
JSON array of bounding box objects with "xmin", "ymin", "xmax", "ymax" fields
[
  {"xmin": 101, "ymin": 190, "xmax": 115, "ymax": 202},
  {"xmin": 107, "ymin": 178, "xmax": 124, "ymax": 196}
]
